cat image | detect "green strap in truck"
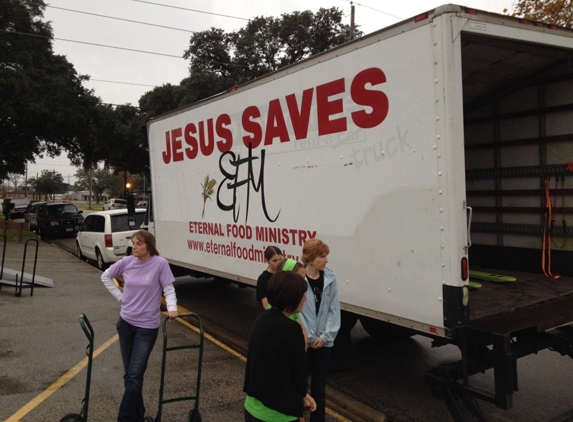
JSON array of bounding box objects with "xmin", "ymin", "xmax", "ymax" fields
[{"xmin": 469, "ymin": 270, "xmax": 516, "ymax": 283}]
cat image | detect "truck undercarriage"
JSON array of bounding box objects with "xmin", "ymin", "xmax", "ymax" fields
[{"xmin": 426, "ymin": 268, "xmax": 573, "ymax": 420}]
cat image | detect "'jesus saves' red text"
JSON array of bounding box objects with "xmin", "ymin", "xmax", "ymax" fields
[{"xmin": 162, "ymin": 67, "xmax": 389, "ymax": 164}]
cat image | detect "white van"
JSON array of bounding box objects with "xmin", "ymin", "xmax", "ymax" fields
[{"xmin": 76, "ymin": 209, "xmax": 146, "ymax": 270}]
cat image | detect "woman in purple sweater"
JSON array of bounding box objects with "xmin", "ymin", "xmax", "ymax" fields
[{"xmin": 101, "ymin": 230, "xmax": 178, "ymax": 422}]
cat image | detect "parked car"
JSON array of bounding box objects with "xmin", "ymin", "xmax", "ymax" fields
[
  {"xmin": 102, "ymin": 198, "xmax": 127, "ymax": 211},
  {"xmin": 76, "ymin": 209, "xmax": 146, "ymax": 270},
  {"xmin": 2, "ymin": 198, "xmax": 30, "ymax": 220},
  {"xmin": 36, "ymin": 202, "xmax": 84, "ymax": 240},
  {"xmin": 24, "ymin": 201, "xmax": 46, "ymax": 231}
]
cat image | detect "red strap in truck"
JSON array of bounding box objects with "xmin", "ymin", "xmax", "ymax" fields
[
  {"xmin": 551, "ymin": 175, "xmax": 567, "ymax": 249},
  {"xmin": 542, "ymin": 178, "xmax": 561, "ymax": 279}
]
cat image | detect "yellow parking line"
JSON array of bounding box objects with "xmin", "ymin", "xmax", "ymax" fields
[
  {"xmin": 8, "ymin": 303, "xmax": 349, "ymax": 422},
  {"xmin": 173, "ymin": 304, "xmax": 246, "ymax": 362},
  {"xmin": 5, "ymin": 334, "xmax": 119, "ymax": 422}
]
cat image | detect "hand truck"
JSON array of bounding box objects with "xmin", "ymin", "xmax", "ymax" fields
[
  {"xmin": 155, "ymin": 312, "xmax": 204, "ymax": 422},
  {"xmin": 59, "ymin": 314, "xmax": 95, "ymax": 422}
]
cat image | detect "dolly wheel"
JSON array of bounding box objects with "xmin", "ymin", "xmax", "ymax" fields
[
  {"xmin": 188, "ymin": 409, "xmax": 202, "ymax": 422},
  {"xmin": 59, "ymin": 413, "xmax": 83, "ymax": 422}
]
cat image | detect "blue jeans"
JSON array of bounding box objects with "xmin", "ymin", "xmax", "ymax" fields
[
  {"xmin": 307, "ymin": 346, "xmax": 332, "ymax": 422},
  {"xmin": 116, "ymin": 317, "xmax": 159, "ymax": 422}
]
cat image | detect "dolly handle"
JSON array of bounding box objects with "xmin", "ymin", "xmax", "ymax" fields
[{"xmin": 79, "ymin": 314, "xmax": 95, "ymax": 347}]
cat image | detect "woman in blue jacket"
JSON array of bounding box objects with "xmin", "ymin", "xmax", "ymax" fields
[{"xmin": 300, "ymin": 239, "xmax": 341, "ymax": 422}]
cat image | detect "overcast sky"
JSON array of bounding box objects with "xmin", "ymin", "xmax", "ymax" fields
[{"xmin": 27, "ymin": 0, "xmax": 513, "ymax": 183}]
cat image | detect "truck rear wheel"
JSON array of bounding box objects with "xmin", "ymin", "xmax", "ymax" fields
[{"xmin": 359, "ymin": 316, "xmax": 415, "ymax": 340}]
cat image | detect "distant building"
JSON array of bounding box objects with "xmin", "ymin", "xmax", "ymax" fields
[
  {"xmin": 7, "ymin": 187, "xmax": 35, "ymax": 199},
  {"xmin": 72, "ymin": 191, "xmax": 109, "ymax": 202}
]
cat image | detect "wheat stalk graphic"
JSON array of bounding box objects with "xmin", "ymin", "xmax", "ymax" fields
[{"xmin": 201, "ymin": 175, "xmax": 217, "ymax": 219}]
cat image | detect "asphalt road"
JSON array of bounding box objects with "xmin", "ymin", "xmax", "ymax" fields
[
  {"xmin": 0, "ymin": 240, "xmax": 248, "ymax": 422},
  {"xmin": 51, "ymin": 232, "xmax": 573, "ymax": 422}
]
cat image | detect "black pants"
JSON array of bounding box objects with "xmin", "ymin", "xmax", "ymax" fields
[{"xmin": 307, "ymin": 346, "xmax": 332, "ymax": 422}]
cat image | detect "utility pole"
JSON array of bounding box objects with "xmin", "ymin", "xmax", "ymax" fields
[
  {"xmin": 350, "ymin": 1, "xmax": 355, "ymax": 40},
  {"xmin": 25, "ymin": 162, "xmax": 28, "ymax": 199},
  {"xmin": 89, "ymin": 167, "xmax": 93, "ymax": 209}
]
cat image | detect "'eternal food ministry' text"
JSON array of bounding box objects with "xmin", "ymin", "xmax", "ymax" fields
[
  {"xmin": 162, "ymin": 67, "xmax": 389, "ymax": 163},
  {"xmin": 189, "ymin": 221, "xmax": 316, "ymax": 247}
]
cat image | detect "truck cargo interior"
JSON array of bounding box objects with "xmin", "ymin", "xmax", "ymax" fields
[
  {"xmin": 460, "ymin": 29, "xmax": 573, "ymax": 367},
  {"xmin": 423, "ymin": 27, "xmax": 573, "ymax": 412}
]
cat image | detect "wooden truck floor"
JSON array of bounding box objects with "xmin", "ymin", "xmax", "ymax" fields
[{"xmin": 469, "ymin": 267, "xmax": 573, "ymax": 335}]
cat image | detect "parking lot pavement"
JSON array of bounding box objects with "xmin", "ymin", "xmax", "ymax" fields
[{"xmin": 0, "ymin": 240, "xmax": 246, "ymax": 421}]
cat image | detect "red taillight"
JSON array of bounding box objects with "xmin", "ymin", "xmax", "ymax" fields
[
  {"xmin": 414, "ymin": 13, "xmax": 429, "ymax": 23},
  {"xmin": 463, "ymin": 8, "xmax": 478, "ymax": 15},
  {"xmin": 461, "ymin": 257, "xmax": 468, "ymax": 281},
  {"xmin": 105, "ymin": 234, "xmax": 113, "ymax": 248}
]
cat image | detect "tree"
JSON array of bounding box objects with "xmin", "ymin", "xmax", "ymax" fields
[
  {"xmin": 74, "ymin": 168, "xmax": 117, "ymax": 203},
  {"xmin": 138, "ymin": 84, "xmax": 185, "ymax": 118},
  {"xmin": 28, "ymin": 170, "xmax": 66, "ymax": 200},
  {"xmin": 100, "ymin": 105, "xmax": 149, "ymax": 177},
  {"xmin": 67, "ymin": 103, "xmax": 116, "ymax": 172},
  {"xmin": 505, "ymin": 0, "xmax": 573, "ymax": 28},
  {"xmin": 7, "ymin": 173, "xmax": 23, "ymax": 191},
  {"xmin": 0, "ymin": 0, "xmax": 100, "ymax": 180},
  {"xmin": 183, "ymin": 8, "xmax": 361, "ymax": 100}
]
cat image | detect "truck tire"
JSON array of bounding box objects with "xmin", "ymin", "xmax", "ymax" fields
[{"xmin": 359, "ymin": 316, "xmax": 415, "ymax": 340}]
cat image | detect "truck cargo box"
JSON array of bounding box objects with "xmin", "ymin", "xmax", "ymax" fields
[{"xmin": 146, "ymin": 4, "xmax": 573, "ymax": 410}]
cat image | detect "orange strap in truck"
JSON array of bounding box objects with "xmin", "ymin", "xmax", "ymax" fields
[
  {"xmin": 542, "ymin": 177, "xmax": 561, "ymax": 279},
  {"xmin": 550, "ymin": 175, "xmax": 567, "ymax": 249}
]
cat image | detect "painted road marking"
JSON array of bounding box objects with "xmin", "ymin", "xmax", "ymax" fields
[
  {"xmin": 5, "ymin": 334, "xmax": 119, "ymax": 422},
  {"xmin": 7, "ymin": 303, "xmax": 350, "ymax": 422}
]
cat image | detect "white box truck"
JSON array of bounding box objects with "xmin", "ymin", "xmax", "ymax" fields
[{"xmin": 143, "ymin": 4, "xmax": 573, "ymax": 412}]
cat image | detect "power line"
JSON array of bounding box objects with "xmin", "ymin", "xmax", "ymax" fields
[
  {"xmin": 342, "ymin": 0, "xmax": 403, "ymax": 21},
  {"xmin": 0, "ymin": 87, "xmax": 140, "ymax": 108},
  {"xmin": 46, "ymin": 5, "xmax": 196, "ymax": 33},
  {"xmin": 1, "ymin": 29, "xmax": 184, "ymax": 58},
  {"xmin": 127, "ymin": 0, "xmax": 249, "ymax": 21},
  {"xmin": 89, "ymin": 78, "xmax": 157, "ymax": 87},
  {"xmin": 2, "ymin": 28, "xmax": 248, "ymax": 67}
]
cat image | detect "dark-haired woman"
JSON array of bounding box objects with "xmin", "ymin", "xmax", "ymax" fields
[
  {"xmin": 255, "ymin": 245, "xmax": 283, "ymax": 316},
  {"xmin": 244, "ymin": 271, "xmax": 316, "ymax": 422}
]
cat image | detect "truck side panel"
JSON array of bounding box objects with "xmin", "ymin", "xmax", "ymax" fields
[{"xmin": 148, "ymin": 19, "xmax": 465, "ymax": 334}]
